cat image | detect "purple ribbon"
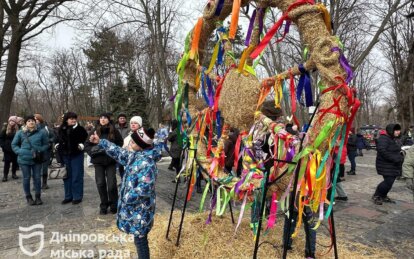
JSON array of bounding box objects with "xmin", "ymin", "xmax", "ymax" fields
[
  {"xmin": 285, "ymin": 147, "xmax": 295, "ymax": 161},
  {"xmin": 206, "ymin": 189, "xmax": 217, "ymax": 224},
  {"xmin": 245, "ymin": 9, "xmax": 257, "ymax": 46},
  {"xmin": 296, "ymin": 64, "xmax": 313, "ymax": 107},
  {"xmin": 169, "ymin": 92, "xmax": 176, "ymax": 102},
  {"xmin": 332, "ymin": 47, "xmax": 353, "ymax": 84},
  {"xmin": 234, "ymin": 174, "xmax": 246, "ymax": 195},
  {"xmin": 214, "ymin": 0, "xmax": 225, "ymax": 16}
]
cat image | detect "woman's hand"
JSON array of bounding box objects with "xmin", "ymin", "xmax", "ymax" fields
[{"xmin": 89, "ymin": 131, "xmax": 100, "ymax": 144}]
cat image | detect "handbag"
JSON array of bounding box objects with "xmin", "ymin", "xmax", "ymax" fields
[
  {"xmin": 24, "ymin": 133, "xmax": 45, "ymax": 164},
  {"xmin": 89, "ymin": 145, "xmax": 106, "ymax": 158},
  {"xmin": 48, "ymin": 163, "xmax": 67, "ymax": 180}
]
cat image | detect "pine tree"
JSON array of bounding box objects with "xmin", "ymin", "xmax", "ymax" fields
[
  {"xmin": 125, "ymin": 73, "xmax": 149, "ymax": 127},
  {"xmin": 108, "ymin": 78, "xmax": 128, "ymax": 114}
]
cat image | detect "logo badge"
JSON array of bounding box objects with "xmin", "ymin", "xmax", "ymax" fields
[{"xmin": 19, "ymin": 224, "xmax": 44, "ymax": 256}]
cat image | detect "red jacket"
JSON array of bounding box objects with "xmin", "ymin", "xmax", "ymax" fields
[{"xmin": 334, "ymin": 145, "xmax": 347, "ymax": 164}]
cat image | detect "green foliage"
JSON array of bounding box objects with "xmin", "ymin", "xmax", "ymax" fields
[
  {"xmin": 108, "ymin": 78, "xmax": 128, "ymax": 114},
  {"xmin": 125, "ymin": 73, "xmax": 149, "ymax": 127}
]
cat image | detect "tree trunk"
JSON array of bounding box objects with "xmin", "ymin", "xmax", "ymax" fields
[{"xmin": 0, "ymin": 30, "xmax": 21, "ymax": 124}]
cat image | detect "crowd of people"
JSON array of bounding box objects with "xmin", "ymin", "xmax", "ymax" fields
[{"xmin": 0, "ymin": 111, "xmax": 176, "ymax": 258}]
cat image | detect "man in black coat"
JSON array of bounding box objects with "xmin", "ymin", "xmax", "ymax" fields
[{"xmin": 372, "ymin": 123, "xmax": 404, "ymax": 205}]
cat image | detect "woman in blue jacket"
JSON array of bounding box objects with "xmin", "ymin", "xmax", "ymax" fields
[
  {"xmin": 89, "ymin": 127, "xmax": 160, "ymax": 259},
  {"xmin": 12, "ymin": 115, "xmax": 49, "ymax": 205}
]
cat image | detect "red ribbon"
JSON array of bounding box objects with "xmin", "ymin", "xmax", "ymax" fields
[{"xmin": 250, "ymin": 0, "xmax": 315, "ymax": 59}]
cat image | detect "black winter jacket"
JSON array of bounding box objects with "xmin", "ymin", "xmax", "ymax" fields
[
  {"xmin": 57, "ymin": 123, "xmax": 88, "ymax": 156},
  {"xmin": 84, "ymin": 125, "xmax": 123, "ymax": 165},
  {"xmin": 0, "ymin": 129, "xmax": 16, "ymax": 154},
  {"xmin": 347, "ymin": 133, "xmax": 357, "ymax": 152},
  {"xmin": 375, "ymin": 124, "xmax": 404, "ymax": 176}
]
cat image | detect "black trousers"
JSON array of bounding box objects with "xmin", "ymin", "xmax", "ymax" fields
[
  {"xmin": 171, "ymin": 157, "xmax": 181, "ymax": 175},
  {"xmin": 3, "ymin": 153, "xmax": 18, "ymax": 177},
  {"xmin": 94, "ymin": 164, "xmax": 118, "ymax": 210},
  {"xmin": 374, "ymin": 175, "xmax": 397, "ymax": 198}
]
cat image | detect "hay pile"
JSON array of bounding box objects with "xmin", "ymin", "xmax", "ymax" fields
[{"xmin": 104, "ymin": 212, "xmax": 395, "ymax": 258}]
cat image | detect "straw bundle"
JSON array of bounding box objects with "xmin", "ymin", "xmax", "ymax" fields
[
  {"xmin": 104, "ymin": 213, "xmax": 396, "ymax": 259},
  {"xmin": 218, "ymin": 70, "xmax": 260, "ymax": 131}
]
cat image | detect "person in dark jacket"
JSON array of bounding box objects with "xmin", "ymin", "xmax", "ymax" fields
[
  {"xmin": 85, "ymin": 113, "xmax": 123, "ymax": 214},
  {"xmin": 56, "ymin": 112, "xmax": 88, "ymax": 205},
  {"xmin": 346, "ymin": 129, "xmax": 357, "ymax": 175},
  {"xmin": 167, "ymin": 120, "xmax": 183, "ymax": 182},
  {"xmin": 372, "ymin": 123, "xmax": 404, "ymax": 205},
  {"xmin": 356, "ymin": 132, "xmax": 366, "ymax": 156},
  {"xmin": 12, "ymin": 115, "xmax": 49, "ymax": 205},
  {"xmin": 35, "ymin": 113, "xmax": 54, "ymax": 189},
  {"xmin": 0, "ymin": 116, "xmax": 20, "ymax": 181}
]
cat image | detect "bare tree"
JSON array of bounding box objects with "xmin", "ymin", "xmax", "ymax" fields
[{"xmin": 0, "ymin": 0, "xmax": 78, "ymax": 125}]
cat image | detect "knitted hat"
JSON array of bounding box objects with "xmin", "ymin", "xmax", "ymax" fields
[
  {"xmin": 8, "ymin": 116, "xmax": 18, "ymax": 123},
  {"xmin": 131, "ymin": 128, "xmax": 155, "ymax": 149},
  {"xmin": 24, "ymin": 115, "xmax": 36, "ymax": 124},
  {"xmin": 130, "ymin": 116, "xmax": 143, "ymax": 127}
]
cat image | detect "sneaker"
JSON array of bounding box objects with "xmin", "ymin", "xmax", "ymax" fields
[
  {"xmin": 382, "ymin": 196, "xmax": 396, "ymax": 203},
  {"xmin": 12, "ymin": 174, "xmax": 18, "ymax": 179},
  {"xmin": 2, "ymin": 176, "xmax": 7, "ymax": 182},
  {"xmin": 347, "ymin": 171, "xmax": 356, "ymax": 175},
  {"xmin": 99, "ymin": 208, "xmax": 107, "ymax": 215},
  {"xmin": 72, "ymin": 200, "xmax": 82, "ymax": 205},
  {"xmin": 110, "ymin": 208, "xmax": 117, "ymax": 214},
  {"xmin": 372, "ymin": 196, "xmax": 383, "ymax": 205},
  {"xmin": 335, "ymin": 196, "xmax": 348, "ymax": 201}
]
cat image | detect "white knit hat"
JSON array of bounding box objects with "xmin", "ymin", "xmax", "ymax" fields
[{"xmin": 130, "ymin": 116, "xmax": 143, "ymax": 126}]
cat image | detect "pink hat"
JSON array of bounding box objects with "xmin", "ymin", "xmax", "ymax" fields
[{"xmin": 8, "ymin": 116, "xmax": 18, "ymax": 123}]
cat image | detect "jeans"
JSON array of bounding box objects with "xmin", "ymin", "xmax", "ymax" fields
[
  {"xmin": 374, "ymin": 175, "xmax": 397, "ymax": 198},
  {"xmin": 347, "ymin": 150, "xmax": 357, "ymax": 171},
  {"xmin": 283, "ymin": 209, "xmax": 316, "ymax": 256},
  {"xmin": 20, "ymin": 163, "xmax": 42, "ymax": 196},
  {"xmin": 336, "ymin": 182, "xmax": 347, "ymax": 197},
  {"xmin": 63, "ymin": 153, "xmax": 85, "ymax": 200},
  {"xmin": 134, "ymin": 235, "xmax": 150, "ymax": 259},
  {"xmin": 94, "ymin": 164, "xmax": 118, "ymax": 210}
]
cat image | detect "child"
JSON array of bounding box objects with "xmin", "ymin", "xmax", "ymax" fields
[{"xmin": 89, "ymin": 127, "xmax": 161, "ymax": 259}]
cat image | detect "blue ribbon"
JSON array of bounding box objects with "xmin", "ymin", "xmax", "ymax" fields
[
  {"xmin": 200, "ymin": 69, "xmax": 210, "ymax": 106},
  {"xmin": 214, "ymin": 0, "xmax": 225, "ymax": 16},
  {"xmin": 296, "ymin": 64, "xmax": 313, "ymax": 107},
  {"xmin": 216, "ymin": 110, "xmax": 222, "ymax": 139},
  {"xmin": 206, "ymin": 74, "xmax": 214, "ymax": 107}
]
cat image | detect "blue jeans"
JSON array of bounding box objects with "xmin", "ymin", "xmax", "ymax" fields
[
  {"xmin": 20, "ymin": 164, "xmax": 42, "ymax": 196},
  {"xmin": 63, "ymin": 153, "xmax": 84, "ymax": 200},
  {"xmin": 347, "ymin": 150, "xmax": 357, "ymax": 171},
  {"xmin": 134, "ymin": 235, "xmax": 150, "ymax": 259}
]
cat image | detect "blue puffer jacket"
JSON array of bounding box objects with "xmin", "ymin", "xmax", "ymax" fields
[
  {"xmin": 12, "ymin": 127, "xmax": 49, "ymax": 165},
  {"xmin": 98, "ymin": 139, "xmax": 161, "ymax": 237}
]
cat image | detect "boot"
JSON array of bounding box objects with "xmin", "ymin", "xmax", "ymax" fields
[
  {"xmin": 34, "ymin": 194, "xmax": 43, "ymax": 205},
  {"xmin": 11, "ymin": 172, "xmax": 18, "ymax": 179},
  {"xmin": 2, "ymin": 176, "xmax": 7, "ymax": 182},
  {"xmin": 347, "ymin": 170, "xmax": 356, "ymax": 175},
  {"xmin": 42, "ymin": 175, "xmax": 49, "ymax": 189},
  {"xmin": 26, "ymin": 195, "xmax": 35, "ymax": 205}
]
